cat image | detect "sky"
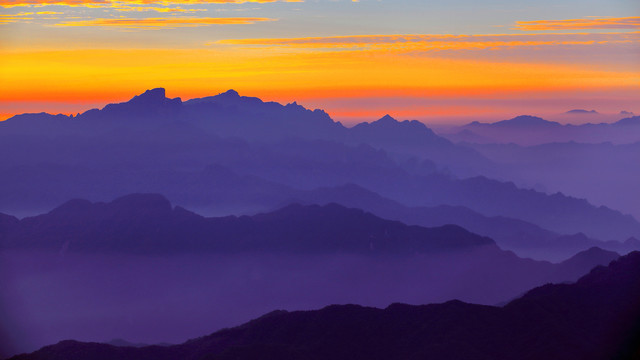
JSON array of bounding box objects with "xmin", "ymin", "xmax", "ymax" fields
[{"xmin": 0, "ymin": 0, "xmax": 639, "ymax": 125}]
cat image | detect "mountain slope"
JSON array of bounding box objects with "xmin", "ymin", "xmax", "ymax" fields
[{"xmin": 10, "ymin": 251, "xmax": 639, "ymax": 360}]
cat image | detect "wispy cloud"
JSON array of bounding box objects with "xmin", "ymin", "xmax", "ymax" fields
[
  {"xmin": 112, "ymin": 5, "xmax": 207, "ymax": 12},
  {"xmin": 53, "ymin": 16, "xmax": 276, "ymax": 28},
  {"xmin": 0, "ymin": 11, "xmax": 33, "ymax": 23},
  {"xmin": 214, "ymin": 32, "xmax": 640, "ymax": 52},
  {"xmin": 0, "ymin": 0, "xmax": 301, "ymax": 7},
  {"xmin": 515, "ymin": 17, "xmax": 640, "ymax": 31}
]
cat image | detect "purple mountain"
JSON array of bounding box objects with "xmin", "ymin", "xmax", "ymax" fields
[{"xmin": 2, "ymin": 89, "xmax": 639, "ymax": 242}]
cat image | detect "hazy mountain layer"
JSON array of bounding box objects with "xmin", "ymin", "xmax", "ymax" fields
[
  {"xmin": 8, "ymin": 251, "xmax": 637, "ymax": 360},
  {"xmin": 0, "ymin": 194, "xmax": 492, "ymax": 254},
  {"xmin": 465, "ymin": 141, "xmax": 640, "ymax": 221},
  {"xmin": 294, "ymin": 184, "xmax": 638, "ymax": 260},
  {"xmin": 444, "ymin": 114, "xmax": 640, "ymax": 145},
  {"xmin": 2, "ymin": 89, "xmax": 638, "ymax": 242}
]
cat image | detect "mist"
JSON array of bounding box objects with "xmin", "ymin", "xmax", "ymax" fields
[{"xmin": 0, "ymin": 247, "xmax": 599, "ymax": 356}]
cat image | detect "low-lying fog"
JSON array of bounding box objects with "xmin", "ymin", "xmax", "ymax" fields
[{"xmin": 0, "ymin": 249, "xmax": 583, "ymax": 357}]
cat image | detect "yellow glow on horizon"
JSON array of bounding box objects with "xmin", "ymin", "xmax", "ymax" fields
[
  {"xmin": 1, "ymin": 44, "xmax": 638, "ymax": 122},
  {"xmin": 2, "ymin": 47, "xmax": 637, "ymax": 98}
]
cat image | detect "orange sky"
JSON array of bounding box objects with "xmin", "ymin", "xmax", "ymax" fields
[{"xmin": 0, "ymin": 1, "xmax": 638, "ymax": 124}]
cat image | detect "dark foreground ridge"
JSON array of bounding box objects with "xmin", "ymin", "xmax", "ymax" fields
[
  {"xmin": 0, "ymin": 193, "xmax": 493, "ymax": 254},
  {"xmin": 9, "ymin": 251, "xmax": 640, "ymax": 360}
]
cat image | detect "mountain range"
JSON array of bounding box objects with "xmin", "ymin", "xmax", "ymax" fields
[
  {"xmin": 0, "ymin": 194, "xmax": 493, "ymax": 254},
  {"xmin": 2, "ymin": 88, "xmax": 638, "ymax": 358},
  {"xmin": 2, "ymin": 89, "xmax": 639, "ymax": 245},
  {"xmin": 0, "ymin": 193, "xmax": 624, "ymax": 357},
  {"xmin": 2, "ymin": 192, "xmax": 634, "ymax": 260},
  {"xmin": 292, "ymin": 183, "xmax": 638, "ymax": 260},
  {"xmin": 461, "ymin": 140, "xmax": 640, "ymax": 222}
]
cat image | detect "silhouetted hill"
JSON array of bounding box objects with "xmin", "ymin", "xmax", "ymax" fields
[
  {"xmin": 80, "ymin": 88, "xmax": 183, "ymax": 124},
  {"xmin": 3, "ymin": 89, "xmax": 491, "ymax": 177},
  {"xmin": 183, "ymin": 89, "xmax": 346, "ymax": 141},
  {"xmin": 490, "ymin": 115, "xmax": 562, "ymax": 128},
  {"xmin": 0, "ymin": 194, "xmax": 493, "ymax": 254},
  {"xmin": 10, "ymin": 251, "xmax": 639, "ymax": 360}
]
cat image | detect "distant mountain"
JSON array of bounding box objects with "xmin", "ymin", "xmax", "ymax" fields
[
  {"xmin": 11, "ymin": 251, "xmax": 639, "ymax": 360},
  {"xmin": 566, "ymin": 109, "xmax": 598, "ymax": 114},
  {"xmin": 2, "ymin": 89, "xmax": 639, "ymax": 242},
  {"xmin": 553, "ymin": 246, "xmax": 620, "ymax": 278},
  {"xmin": 444, "ymin": 114, "xmax": 640, "ymax": 145},
  {"xmin": 365, "ymin": 173, "xmax": 640, "ymax": 242},
  {"xmin": 2, "ymin": 89, "xmax": 491, "ymax": 176},
  {"xmin": 613, "ymin": 115, "xmax": 640, "ymax": 127},
  {"xmin": 466, "ymin": 141, "xmax": 640, "ymax": 222},
  {"xmin": 483, "ymin": 115, "xmax": 561, "ymax": 128},
  {"xmin": 349, "ymin": 115, "xmax": 494, "ymax": 176},
  {"xmin": 291, "ymin": 183, "xmax": 637, "ymax": 260},
  {"xmin": 0, "ymin": 194, "xmax": 494, "ymax": 254}
]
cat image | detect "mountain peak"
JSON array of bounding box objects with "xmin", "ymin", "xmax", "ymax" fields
[
  {"xmin": 494, "ymin": 115, "xmax": 559, "ymax": 127},
  {"xmin": 562, "ymin": 246, "xmax": 619, "ymax": 265},
  {"xmin": 376, "ymin": 114, "xmax": 398, "ymax": 123},
  {"xmin": 566, "ymin": 109, "xmax": 598, "ymax": 114},
  {"xmin": 218, "ymin": 89, "xmax": 240, "ymax": 98},
  {"xmin": 132, "ymin": 88, "xmax": 167, "ymax": 102},
  {"xmin": 510, "ymin": 115, "xmax": 548, "ymax": 123}
]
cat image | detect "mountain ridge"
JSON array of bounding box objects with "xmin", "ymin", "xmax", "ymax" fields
[
  {"xmin": 2, "ymin": 89, "xmax": 639, "ymax": 242},
  {"xmin": 0, "ymin": 194, "xmax": 495, "ymax": 254}
]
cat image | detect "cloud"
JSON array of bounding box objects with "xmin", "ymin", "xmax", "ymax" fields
[
  {"xmin": 0, "ymin": 12, "xmax": 33, "ymax": 23},
  {"xmin": 0, "ymin": 0, "xmax": 301, "ymax": 7},
  {"xmin": 214, "ymin": 32, "xmax": 640, "ymax": 52},
  {"xmin": 515, "ymin": 17, "xmax": 640, "ymax": 31},
  {"xmin": 112, "ymin": 5, "xmax": 207, "ymax": 12},
  {"xmin": 0, "ymin": 10, "xmax": 67, "ymax": 23},
  {"xmin": 53, "ymin": 16, "xmax": 276, "ymax": 28}
]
